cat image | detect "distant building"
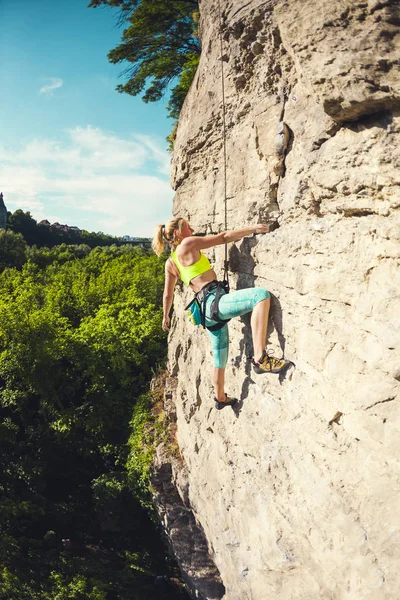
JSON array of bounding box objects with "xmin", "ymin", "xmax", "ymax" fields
[
  {"xmin": 121, "ymin": 235, "xmax": 152, "ymax": 248},
  {"xmin": 0, "ymin": 193, "xmax": 7, "ymax": 229},
  {"xmin": 38, "ymin": 220, "xmax": 81, "ymax": 232},
  {"xmin": 52, "ymin": 222, "xmax": 70, "ymax": 232}
]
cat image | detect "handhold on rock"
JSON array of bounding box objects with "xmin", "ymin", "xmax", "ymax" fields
[
  {"xmin": 275, "ymin": 121, "xmax": 290, "ymax": 156},
  {"xmin": 328, "ymin": 411, "xmax": 343, "ymax": 426},
  {"xmin": 251, "ymin": 41, "xmax": 264, "ymax": 56},
  {"xmin": 235, "ymin": 75, "xmax": 247, "ymax": 90}
]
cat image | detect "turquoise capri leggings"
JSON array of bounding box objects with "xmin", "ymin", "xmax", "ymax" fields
[{"xmin": 204, "ymin": 287, "xmax": 270, "ymax": 369}]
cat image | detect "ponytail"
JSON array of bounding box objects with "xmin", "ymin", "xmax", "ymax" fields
[
  {"xmin": 152, "ymin": 224, "xmax": 166, "ymax": 256},
  {"xmin": 152, "ymin": 217, "xmax": 184, "ymax": 256}
]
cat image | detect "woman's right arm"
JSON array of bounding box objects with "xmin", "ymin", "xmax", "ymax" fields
[
  {"xmin": 183, "ymin": 224, "xmax": 269, "ymax": 251},
  {"xmin": 162, "ymin": 260, "xmax": 178, "ymax": 331}
]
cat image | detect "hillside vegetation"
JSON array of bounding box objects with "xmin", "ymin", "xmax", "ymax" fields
[
  {"xmin": 7, "ymin": 209, "xmax": 121, "ymax": 248},
  {"xmin": 0, "ymin": 243, "xmax": 188, "ymax": 599}
]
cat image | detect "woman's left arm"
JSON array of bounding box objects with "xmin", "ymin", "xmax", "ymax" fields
[{"xmin": 162, "ymin": 260, "xmax": 177, "ymax": 331}]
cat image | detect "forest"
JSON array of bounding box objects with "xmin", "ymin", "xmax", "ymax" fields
[
  {"xmin": 0, "ymin": 232, "xmax": 189, "ymax": 599},
  {"xmin": 6, "ymin": 210, "xmax": 123, "ymax": 249},
  {"xmin": 0, "ymin": 0, "xmax": 201, "ymax": 595}
]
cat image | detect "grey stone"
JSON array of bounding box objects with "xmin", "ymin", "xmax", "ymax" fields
[{"xmin": 158, "ymin": 1, "xmax": 400, "ymax": 599}]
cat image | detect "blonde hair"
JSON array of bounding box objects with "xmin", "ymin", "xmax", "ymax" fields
[{"xmin": 152, "ymin": 217, "xmax": 185, "ymax": 256}]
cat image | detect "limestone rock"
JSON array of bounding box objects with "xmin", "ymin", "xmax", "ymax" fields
[
  {"xmin": 275, "ymin": 0, "xmax": 400, "ymax": 122},
  {"xmin": 151, "ymin": 443, "xmax": 225, "ymax": 600},
  {"xmin": 155, "ymin": 1, "xmax": 400, "ymax": 599}
]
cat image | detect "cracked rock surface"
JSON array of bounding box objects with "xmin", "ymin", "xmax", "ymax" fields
[{"xmin": 156, "ymin": 1, "xmax": 400, "ymax": 599}]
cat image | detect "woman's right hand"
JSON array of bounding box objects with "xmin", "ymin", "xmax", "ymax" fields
[
  {"xmin": 162, "ymin": 315, "xmax": 170, "ymax": 331},
  {"xmin": 253, "ymin": 223, "xmax": 269, "ymax": 234}
]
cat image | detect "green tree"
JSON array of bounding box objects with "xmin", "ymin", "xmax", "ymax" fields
[
  {"xmin": 89, "ymin": 0, "xmax": 200, "ymax": 120},
  {"xmin": 7, "ymin": 210, "xmax": 38, "ymax": 246},
  {"xmin": 0, "ymin": 230, "xmax": 27, "ymax": 271}
]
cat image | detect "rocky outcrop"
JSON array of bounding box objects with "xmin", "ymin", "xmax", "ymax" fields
[
  {"xmin": 154, "ymin": 1, "xmax": 400, "ymax": 599},
  {"xmin": 151, "ymin": 443, "xmax": 226, "ymax": 600},
  {"xmin": 151, "ymin": 378, "xmax": 226, "ymax": 600}
]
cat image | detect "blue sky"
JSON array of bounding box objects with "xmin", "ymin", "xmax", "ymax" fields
[{"xmin": 0, "ymin": 0, "xmax": 174, "ymax": 237}]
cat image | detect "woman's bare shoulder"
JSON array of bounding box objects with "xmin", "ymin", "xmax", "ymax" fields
[{"xmin": 165, "ymin": 256, "xmax": 179, "ymax": 277}]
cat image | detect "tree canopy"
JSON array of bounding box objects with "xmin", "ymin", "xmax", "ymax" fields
[
  {"xmin": 0, "ymin": 230, "xmax": 27, "ymax": 271},
  {"xmin": 0, "ymin": 244, "xmax": 189, "ymax": 599},
  {"xmin": 7, "ymin": 209, "xmax": 122, "ymax": 249},
  {"xmin": 89, "ymin": 0, "xmax": 200, "ymax": 120}
]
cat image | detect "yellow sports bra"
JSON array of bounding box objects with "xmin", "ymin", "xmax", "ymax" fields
[{"xmin": 171, "ymin": 250, "xmax": 212, "ymax": 286}]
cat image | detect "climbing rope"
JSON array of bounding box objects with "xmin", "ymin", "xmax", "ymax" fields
[{"xmin": 217, "ymin": 0, "xmax": 229, "ymax": 285}]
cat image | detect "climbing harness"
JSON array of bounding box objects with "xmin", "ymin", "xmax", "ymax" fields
[{"xmin": 185, "ymin": 280, "xmax": 230, "ymax": 331}]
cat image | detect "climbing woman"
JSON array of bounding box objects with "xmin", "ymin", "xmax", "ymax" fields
[{"xmin": 152, "ymin": 217, "xmax": 291, "ymax": 410}]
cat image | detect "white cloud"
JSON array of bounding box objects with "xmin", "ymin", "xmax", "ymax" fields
[
  {"xmin": 134, "ymin": 133, "xmax": 171, "ymax": 175},
  {"xmin": 0, "ymin": 126, "xmax": 173, "ymax": 236},
  {"xmin": 39, "ymin": 77, "xmax": 64, "ymax": 95}
]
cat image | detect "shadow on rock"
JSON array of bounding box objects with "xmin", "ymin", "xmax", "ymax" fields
[
  {"xmin": 269, "ymin": 293, "xmax": 287, "ymax": 358},
  {"xmin": 228, "ymin": 238, "xmax": 292, "ymax": 403}
]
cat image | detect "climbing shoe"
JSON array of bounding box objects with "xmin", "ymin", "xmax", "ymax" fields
[
  {"xmin": 252, "ymin": 350, "xmax": 291, "ymax": 375},
  {"xmin": 214, "ymin": 394, "xmax": 238, "ymax": 410}
]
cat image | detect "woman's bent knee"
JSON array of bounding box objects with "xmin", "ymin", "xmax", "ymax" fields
[{"xmin": 254, "ymin": 288, "xmax": 270, "ymax": 304}]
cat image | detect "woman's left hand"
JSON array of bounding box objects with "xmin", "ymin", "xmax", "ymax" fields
[{"xmin": 162, "ymin": 316, "xmax": 171, "ymax": 331}]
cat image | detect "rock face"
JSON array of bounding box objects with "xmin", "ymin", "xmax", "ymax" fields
[{"xmin": 155, "ymin": 1, "xmax": 400, "ymax": 599}]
